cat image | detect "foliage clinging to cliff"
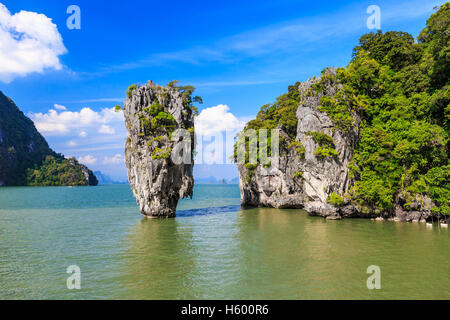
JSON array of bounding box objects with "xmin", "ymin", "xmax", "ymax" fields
[
  {"xmin": 235, "ymin": 4, "xmax": 449, "ymax": 215},
  {"xmin": 233, "ymin": 81, "xmax": 302, "ymax": 165},
  {"xmin": 327, "ymin": 4, "xmax": 449, "ymax": 215}
]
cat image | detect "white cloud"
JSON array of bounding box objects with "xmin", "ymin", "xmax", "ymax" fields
[
  {"xmin": 53, "ymin": 104, "xmax": 67, "ymax": 110},
  {"xmin": 0, "ymin": 3, "xmax": 67, "ymax": 82},
  {"xmin": 30, "ymin": 107, "xmax": 124, "ymax": 136},
  {"xmin": 194, "ymin": 104, "xmax": 251, "ymax": 164},
  {"xmin": 195, "ymin": 104, "xmax": 246, "ymax": 136},
  {"xmin": 78, "ymin": 155, "xmax": 97, "ymax": 165},
  {"xmin": 30, "ymin": 106, "xmax": 127, "ymax": 169},
  {"xmin": 103, "ymin": 154, "xmax": 123, "ymax": 164},
  {"xmin": 98, "ymin": 124, "xmax": 115, "ymax": 135}
]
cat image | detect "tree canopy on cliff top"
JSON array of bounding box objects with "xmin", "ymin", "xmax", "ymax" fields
[{"xmin": 236, "ymin": 3, "xmax": 449, "ymax": 216}]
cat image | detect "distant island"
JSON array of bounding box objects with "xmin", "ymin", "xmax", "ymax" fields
[
  {"xmin": 0, "ymin": 91, "xmax": 97, "ymax": 187},
  {"xmin": 94, "ymin": 171, "xmax": 127, "ymax": 185},
  {"xmin": 196, "ymin": 176, "xmax": 239, "ymax": 184}
]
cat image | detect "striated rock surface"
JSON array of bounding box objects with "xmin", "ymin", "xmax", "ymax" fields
[
  {"xmin": 237, "ymin": 69, "xmax": 442, "ymax": 222},
  {"xmin": 238, "ymin": 69, "xmax": 360, "ymax": 218},
  {"xmin": 123, "ymin": 81, "xmax": 195, "ymax": 218}
]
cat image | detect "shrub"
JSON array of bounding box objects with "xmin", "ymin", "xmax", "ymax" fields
[
  {"xmin": 245, "ymin": 163, "xmax": 258, "ymax": 184},
  {"xmin": 126, "ymin": 84, "xmax": 137, "ymax": 98},
  {"xmin": 307, "ymin": 131, "xmax": 339, "ymax": 160},
  {"xmin": 293, "ymin": 171, "xmax": 304, "ymax": 179},
  {"xmin": 289, "ymin": 140, "xmax": 306, "ymax": 160},
  {"xmin": 327, "ymin": 193, "xmax": 344, "ymax": 207},
  {"xmin": 151, "ymin": 147, "xmax": 172, "ymax": 160}
]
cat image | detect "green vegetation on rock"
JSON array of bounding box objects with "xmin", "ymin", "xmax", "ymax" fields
[
  {"xmin": 26, "ymin": 156, "xmax": 97, "ymax": 186},
  {"xmin": 289, "ymin": 140, "xmax": 306, "ymax": 160},
  {"xmin": 151, "ymin": 147, "xmax": 173, "ymax": 160},
  {"xmin": 307, "ymin": 131, "xmax": 339, "ymax": 161},
  {"xmin": 327, "ymin": 192, "xmax": 344, "ymax": 207},
  {"xmin": 126, "ymin": 84, "xmax": 137, "ymax": 98},
  {"xmin": 128, "ymin": 81, "xmax": 201, "ymax": 164},
  {"xmin": 234, "ymin": 4, "xmax": 449, "ymax": 216},
  {"xmin": 167, "ymin": 80, "xmax": 202, "ymax": 116},
  {"xmin": 233, "ymin": 81, "xmax": 302, "ymax": 165},
  {"xmin": 293, "ymin": 171, "xmax": 304, "ymax": 179},
  {"xmin": 342, "ymin": 5, "xmax": 449, "ymax": 215},
  {"xmin": 140, "ymin": 101, "xmax": 177, "ymax": 136}
]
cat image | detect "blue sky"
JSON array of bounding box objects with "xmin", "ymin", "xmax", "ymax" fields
[{"xmin": 0, "ymin": 0, "xmax": 445, "ymax": 180}]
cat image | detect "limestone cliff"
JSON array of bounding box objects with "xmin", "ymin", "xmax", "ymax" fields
[
  {"xmin": 237, "ymin": 68, "xmax": 441, "ymax": 222},
  {"xmin": 123, "ymin": 81, "xmax": 196, "ymax": 218},
  {"xmin": 238, "ymin": 7, "xmax": 450, "ymax": 222},
  {"xmin": 238, "ymin": 69, "xmax": 359, "ymax": 218}
]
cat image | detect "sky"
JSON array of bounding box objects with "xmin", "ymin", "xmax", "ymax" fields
[{"xmin": 0, "ymin": 0, "xmax": 445, "ymax": 181}]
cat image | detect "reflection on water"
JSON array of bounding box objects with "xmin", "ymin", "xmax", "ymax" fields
[
  {"xmin": 117, "ymin": 206, "xmax": 243, "ymax": 299},
  {"xmin": 116, "ymin": 205, "xmax": 450, "ymax": 300},
  {"xmin": 117, "ymin": 218, "xmax": 197, "ymax": 299},
  {"xmin": 0, "ymin": 185, "xmax": 449, "ymax": 299}
]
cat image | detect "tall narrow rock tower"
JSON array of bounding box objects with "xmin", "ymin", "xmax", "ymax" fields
[{"xmin": 123, "ymin": 81, "xmax": 196, "ymax": 218}]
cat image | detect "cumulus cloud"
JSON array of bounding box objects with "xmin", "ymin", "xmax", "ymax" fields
[
  {"xmin": 30, "ymin": 107, "xmax": 124, "ymax": 136},
  {"xmin": 0, "ymin": 3, "xmax": 67, "ymax": 82},
  {"xmin": 30, "ymin": 106, "xmax": 127, "ymax": 172},
  {"xmin": 102, "ymin": 154, "xmax": 123, "ymax": 164},
  {"xmin": 194, "ymin": 104, "xmax": 251, "ymax": 164},
  {"xmin": 195, "ymin": 104, "xmax": 246, "ymax": 136},
  {"xmin": 78, "ymin": 155, "xmax": 97, "ymax": 165},
  {"xmin": 98, "ymin": 124, "xmax": 115, "ymax": 135},
  {"xmin": 31, "ymin": 102, "xmax": 249, "ymax": 175}
]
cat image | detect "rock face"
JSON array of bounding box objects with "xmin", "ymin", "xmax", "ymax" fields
[
  {"xmin": 0, "ymin": 90, "xmax": 52, "ymax": 185},
  {"xmin": 0, "ymin": 90, "xmax": 97, "ymax": 186},
  {"xmin": 123, "ymin": 81, "xmax": 195, "ymax": 218},
  {"xmin": 238, "ymin": 69, "xmax": 360, "ymax": 217},
  {"xmin": 71, "ymin": 158, "xmax": 99, "ymax": 186},
  {"xmin": 237, "ymin": 70, "xmax": 442, "ymax": 222}
]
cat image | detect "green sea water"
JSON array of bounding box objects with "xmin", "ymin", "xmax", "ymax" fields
[{"xmin": 0, "ymin": 184, "xmax": 448, "ymax": 299}]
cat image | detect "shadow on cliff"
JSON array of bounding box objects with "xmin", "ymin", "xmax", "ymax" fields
[{"xmin": 176, "ymin": 205, "xmax": 241, "ymax": 218}]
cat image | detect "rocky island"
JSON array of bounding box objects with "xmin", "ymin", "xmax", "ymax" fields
[
  {"xmin": 235, "ymin": 5, "xmax": 449, "ymax": 222},
  {"xmin": 122, "ymin": 81, "xmax": 198, "ymax": 218},
  {"xmin": 236, "ymin": 69, "xmax": 360, "ymax": 219},
  {"xmin": 0, "ymin": 91, "xmax": 97, "ymax": 187}
]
